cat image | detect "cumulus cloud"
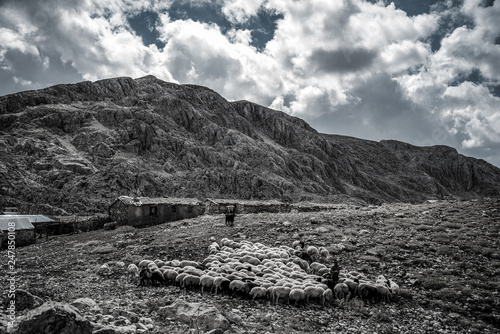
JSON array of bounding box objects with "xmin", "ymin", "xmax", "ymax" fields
[{"xmin": 0, "ymin": 0, "xmax": 499, "ymax": 167}]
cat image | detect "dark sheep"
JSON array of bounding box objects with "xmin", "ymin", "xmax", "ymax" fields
[{"xmin": 138, "ymin": 268, "xmax": 165, "ymax": 287}]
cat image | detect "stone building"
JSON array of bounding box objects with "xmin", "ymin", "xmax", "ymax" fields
[
  {"xmin": 204, "ymin": 198, "xmax": 291, "ymax": 215},
  {"xmin": 0, "ymin": 217, "xmax": 36, "ymax": 248},
  {"xmin": 109, "ymin": 196, "xmax": 204, "ymax": 227}
]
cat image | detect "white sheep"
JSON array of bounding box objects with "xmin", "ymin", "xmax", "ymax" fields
[
  {"xmin": 138, "ymin": 259, "xmax": 154, "ymax": 268},
  {"xmin": 271, "ymin": 286, "xmax": 291, "ymax": 305},
  {"xmin": 388, "ymin": 279, "xmax": 400, "ymax": 295},
  {"xmin": 304, "ymin": 286, "xmax": 325, "ymax": 304},
  {"xmin": 334, "ymin": 282, "xmax": 350, "ymax": 303},
  {"xmin": 199, "ymin": 274, "xmax": 214, "ymax": 293},
  {"xmin": 127, "ymin": 264, "xmax": 139, "ymax": 281},
  {"xmin": 322, "ymin": 288, "xmax": 333, "ymax": 306},
  {"xmin": 162, "ymin": 269, "xmax": 178, "ymax": 285},
  {"xmin": 249, "ymin": 287, "xmax": 268, "ymax": 300},
  {"xmin": 289, "ymin": 288, "xmax": 306, "ymax": 306},
  {"xmin": 318, "ymin": 247, "xmax": 330, "ymax": 262}
]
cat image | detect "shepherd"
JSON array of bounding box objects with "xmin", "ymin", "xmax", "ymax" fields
[{"xmin": 225, "ymin": 205, "xmax": 236, "ymax": 226}]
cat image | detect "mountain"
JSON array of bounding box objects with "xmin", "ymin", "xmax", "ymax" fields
[{"xmin": 0, "ymin": 75, "xmax": 499, "ymax": 215}]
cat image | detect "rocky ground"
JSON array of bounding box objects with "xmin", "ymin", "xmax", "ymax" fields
[{"xmin": 1, "ymin": 198, "xmax": 499, "ymax": 333}]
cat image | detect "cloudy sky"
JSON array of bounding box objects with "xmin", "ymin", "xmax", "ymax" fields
[{"xmin": 1, "ymin": 0, "xmax": 499, "ymax": 167}]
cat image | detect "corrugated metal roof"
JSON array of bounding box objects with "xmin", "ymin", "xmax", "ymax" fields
[
  {"xmin": 117, "ymin": 196, "xmax": 202, "ymax": 206},
  {"xmin": 1, "ymin": 215, "xmax": 54, "ymax": 223},
  {"xmin": 0, "ymin": 217, "xmax": 35, "ymax": 230}
]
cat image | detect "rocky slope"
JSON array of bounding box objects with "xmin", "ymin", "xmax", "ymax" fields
[
  {"xmin": 1, "ymin": 198, "xmax": 499, "ymax": 333},
  {"xmin": 0, "ymin": 75, "xmax": 499, "ymax": 214}
]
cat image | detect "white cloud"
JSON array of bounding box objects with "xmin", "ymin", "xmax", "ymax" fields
[{"xmin": 222, "ymin": 0, "xmax": 265, "ymax": 23}]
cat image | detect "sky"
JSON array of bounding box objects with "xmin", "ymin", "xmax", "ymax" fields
[{"xmin": 0, "ymin": 0, "xmax": 499, "ymax": 167}]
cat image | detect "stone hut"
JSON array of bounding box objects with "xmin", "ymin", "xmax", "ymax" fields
[
  {"xmin": 109, "ymin": 196, "xmax": 205, "ymax": 227},
  {"xmin": 0, "ymin": 217, "xmax": 36, "ymax": 248},
  {"xmin": 204, "ymin": 199, "xmax": 291, "ymax": 215}
]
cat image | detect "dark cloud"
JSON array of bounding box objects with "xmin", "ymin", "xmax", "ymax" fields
[
  {"xmin": 307, "ymin": 74, "xmax": 453, "ymax": 147},
  {"xmin": 308, "ymin": 48, "xmax": 377, "ymax": 73},
  {"xmin": 0, "ymin": 49, "xmax": 83, "ymax": 96}
]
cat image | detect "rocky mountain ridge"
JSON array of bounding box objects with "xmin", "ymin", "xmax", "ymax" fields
[{"xmin": 0, "ymin": 75, "xmax": 499, "ymax": 214}]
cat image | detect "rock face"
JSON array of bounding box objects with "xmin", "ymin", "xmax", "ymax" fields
[
  {"xmin": 0, "ymin": 75, "xmax": 499, "ymax": 214},
  {"xmin": 158, "ymin": 300, "xmax": 230, "ymax": 332},
  {"xmin": 15, "ymin": 302, "xmax": 93, "ymax": 334}
]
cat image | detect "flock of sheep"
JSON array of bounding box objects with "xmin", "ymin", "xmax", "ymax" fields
[{"xmin": 127, "ymin": 238, "xmax": 400, "ymax": 306}]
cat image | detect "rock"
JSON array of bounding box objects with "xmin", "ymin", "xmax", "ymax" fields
[
  {"xmin": 16, "ymin": 302, "xmax": 93, "ymax": 334},
  {"xmin": 315, "ymin": 226, "xmax": 328, "ymax": 233},
  {"xmin": 103, "ymin": 222, "xmax": 117, "ymax": 231},
  {"xmin": 2, "ymin": 289, "xmax": 43, "ymax": 312},
  {"xmin": 366, "ymin": 248, "xmax": 380, "ymax": 256},
  {"xmin": 70, "ymin": 298, "xmax": 99, "ymax": 312},
  {"xmin": 158, "ymin": 299, "xmax": 230, "ymax": 332},
  {"xmin": 92, "ymin": 324, "xmax": 137, "ymax": 334},
  {"xmin": 97, "ymin": 264, "xmax": 112, "ymax": 276},
  {"xmin": 282, "ymin": 221, "xmax": 292, "ymax": 227}
]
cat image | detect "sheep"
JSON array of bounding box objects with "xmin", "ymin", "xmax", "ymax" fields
[
  {"xmin": 154, "ymin": 259, "xmax": 166, "ymax": 267},
  {"xmin": 357, "ymin": 283, "xmax": 379, "ymax": 305},
  {"xmin": 138, "ymin": 259, "xmax": 154, "ymax": 269},
  {"xmin": 334, "ymin": 282, "xmax": 350, "ymax": 303},
  {"xmin": 291, "ymin": 258, "xmax": 309, "ymax": 271},
  {"xmin": 375, "ymin": 284, "xmax": 392, "ymax": 302},
  {"xmin": 323, "ymin": 288, "xmax": 333, "ymax": 306},
  {"xmin": 179, "ymin": 260, "xmax": 202, "ymax": 269},
  {"xmin": 249, "ymin": 287, "xmax": 268, "ymax": 300},
  {"xmin": 289, "ymin": 288, "xmax": 306, "ymax": 306},
  {"xmin": 127, "ymin": 264, "xmax": 139, "ymax": 282},
  {"xmin": 213, "ymin": 277, "xmax": 230, "ymax": 294},
  {"xmin": 343, "ymin": 279, "xmax": 359, "ymax": 300},
  {"xmin": 304, "ymin": 286, "xmax": 325, "ymax": 304},
  {"xmin": 138, "ymin": 267, "xmax": 164, "ymax": 287},
  {"xmin": 271, "ymin": 286, "xmax": 291, "ymax": 305},
  {"xmin": 183, "ymin": 266, "xmax": 205, "ymax": 277},
  {"xmin": 182, "ymin": 275, "xmax": 201, "ymax": 291},
  {"xmin": 163, "ymin": 269, "xmax": 178, "ymax": 285},
  {"xmin": 175, "ymin": 273, "xmax": 189, "ymax": 287},
  {"xmin": 305, "ymin": 246, "xmax": 319, "ymax": 260},
  {"xmin": 316, "ymin": 267, "xmax": 330, "ymax": 276},
  {"xmin": 388, "ymin": 279, "xmax": 400, "ymax": 295},
  {"xmin": 229, "ymin": 280, "xmax": 252, "ymax": 295},
  {"xmin": 199, "ymin": 275, "xmax": 215, "ymax": 294},
  {"xmin": 318, "ymin": 247, "xmax": 330, "ymax": 262}
]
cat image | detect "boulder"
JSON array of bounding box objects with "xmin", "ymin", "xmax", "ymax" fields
[
  {"xmin": 70, "ymin": 298, "xmax": 99, "ymax": 312},
  {"xmin": 158, "ymin": 299, "xmax": 230, "ymax": 332},
  {"xmin": 16, "ymin": 302, "xmax": 93, "ymax": 334},
  {"xmin": 2, "ymin": 289, "xmax": 43, "ymax": 312}
]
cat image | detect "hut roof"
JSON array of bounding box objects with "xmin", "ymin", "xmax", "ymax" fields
[
  {"xmin": 117, "ymin": 196, "xmax": 202, "ymax": 206},
  {"xmin": 206, "ymin": 198, "xmax": 286, "ymax": 206},
  {"xmin": 0, "ymin": 217, "xmax": 35, "ymax": 231},
  {"xmin": 1, "ymin": 215, "xmax": 54, "ymax": 223}
]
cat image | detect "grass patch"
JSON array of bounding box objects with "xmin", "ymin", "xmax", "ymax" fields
[
  {"xmin": 434, "ymin": 288, "xmax": 460, "ymax": 302},
  {"xmin": 420, "ymin": 277, "xmax": 447, "ymax": 290},
  {"xmin": 91, "ymin": 245, "xmax": 116, "ymax": 254}
]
